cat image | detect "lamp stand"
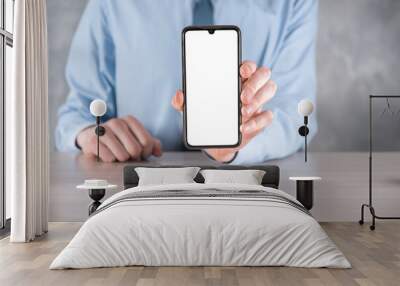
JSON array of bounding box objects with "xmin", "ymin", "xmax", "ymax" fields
[
  {"xmin": 304, "ymin": 116, "xmax": 308, "ymax": 162},
  {"xmin": 94, "ymin": 116, "xmax": 106, "ymax": 162},
  {"xmin": 298, "ymin": 116, "xmax": 309, "ymax": 162}
]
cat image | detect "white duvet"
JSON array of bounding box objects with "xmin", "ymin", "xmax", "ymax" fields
[{"xmin": 50, "ymin": 183, "xmax": 350, "ymax": 269}]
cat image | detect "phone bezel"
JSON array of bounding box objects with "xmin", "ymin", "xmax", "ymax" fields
[{"xmin": 182, "ymin": 25, "xmax": 242, "ymax": 150}]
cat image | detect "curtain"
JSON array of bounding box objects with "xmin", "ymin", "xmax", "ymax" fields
[{"xmin": 8, "ymin": 0, "xmax": 49, "ymax": 242}]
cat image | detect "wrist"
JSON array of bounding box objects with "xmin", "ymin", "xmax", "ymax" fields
[{"xmin": 203, "ymin": 149, "xmax": 238, "ymax": 164}]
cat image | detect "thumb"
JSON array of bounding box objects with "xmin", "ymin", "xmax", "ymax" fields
[{"xmin": 171, "ymin": 90, "xmax": 184, "ymax": 112}]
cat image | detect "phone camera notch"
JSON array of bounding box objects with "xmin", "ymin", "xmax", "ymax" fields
[{"xmin": 208, "ymin": 29, "xmax": 215, "ymax": 34}]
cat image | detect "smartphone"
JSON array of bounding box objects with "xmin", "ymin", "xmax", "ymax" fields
[{"xmin": 182, "ymin": 25, "xmax": 241, "ymax": 149}]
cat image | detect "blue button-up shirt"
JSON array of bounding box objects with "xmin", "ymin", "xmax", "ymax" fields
[{"xmin": 56, "ymin": 0, "xmax": 318, "ymax": 164}]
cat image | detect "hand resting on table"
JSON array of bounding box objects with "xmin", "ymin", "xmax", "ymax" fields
[{"xmin": 76, "ymin": 116, "xmax": 162, "ymax": 162}]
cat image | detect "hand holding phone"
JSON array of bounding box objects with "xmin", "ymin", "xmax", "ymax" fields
[{"xmin": 173, "ymin": 26, "xmax": 277, "ymax": 162}]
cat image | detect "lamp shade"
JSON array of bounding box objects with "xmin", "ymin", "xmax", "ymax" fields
[
  {"xmin": 298, "ymin": 99, "xmax": 314, "ymax": 116},
  {"xmin": 90, "ymin": 99, "xmax": 107, "ymax": 117}
]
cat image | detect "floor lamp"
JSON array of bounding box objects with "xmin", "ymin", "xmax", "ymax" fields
[{"xmin": 359, "ymin": 95, "xmax": 400, "ymax": 230}]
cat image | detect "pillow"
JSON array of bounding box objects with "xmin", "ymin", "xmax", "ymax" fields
[
  {"xmin": 135, "ymin": 167, "xmax": 200, "ymax": 186},
  {"xmin": 200, "ymin": 169, "xmax": 266, "ymax": 185}
]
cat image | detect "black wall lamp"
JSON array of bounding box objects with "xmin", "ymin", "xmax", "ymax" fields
[
  {"xmin": 90, "ymin": 99, "xmax": 107, "ymax": 161},
  {"xmin": 298, "ymin": 99, "xmax": 314, "ymax": 162}
]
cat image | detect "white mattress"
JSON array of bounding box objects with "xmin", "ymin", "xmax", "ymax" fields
[{"xmin": 50, "ymin": 183, "xmax": 350, "ymax": 269}]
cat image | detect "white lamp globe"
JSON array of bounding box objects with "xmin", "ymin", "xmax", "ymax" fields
[
  {"xmin": 298, "ymin": 99, "xmax": 314, "ymax": 116},
  {"xmin": 90, "ymin": 99, "xmax": 107, "ymax": 117}
]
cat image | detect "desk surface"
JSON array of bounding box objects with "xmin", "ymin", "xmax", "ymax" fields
[{"xmin": 50, "ymin": 151, "xmax": 400, "ymax": 222}]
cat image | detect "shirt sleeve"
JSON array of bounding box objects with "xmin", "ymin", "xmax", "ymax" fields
[
  {"xmin": 232, "ymin": 0, "xmax": 319, "ymax": 164},
  {"xmin": 55, "ymin": 0, "xmax": 116, "ymax": 152}
]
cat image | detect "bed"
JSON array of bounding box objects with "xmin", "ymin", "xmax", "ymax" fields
[{"xmin": 50, "ymin": 165, "xmax": 350, "ymax": 269}]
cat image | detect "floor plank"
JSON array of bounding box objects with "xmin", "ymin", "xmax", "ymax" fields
[{"xmin": 0, "ymin": 222, "xmax": 399, "ymax": 286}]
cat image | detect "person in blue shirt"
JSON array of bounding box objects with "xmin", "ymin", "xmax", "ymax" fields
[{"xmin": 56, "ymin": 0, "xmax": 318, "ymax": 164}]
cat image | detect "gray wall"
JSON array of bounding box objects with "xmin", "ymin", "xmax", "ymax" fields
[
  {"xmin": 48, "ymin": 0, "xmax": 88, "ymax": 149},
  {"xmin": 48, "ymin": 0, "xmax": 400, "ymax": 152}
]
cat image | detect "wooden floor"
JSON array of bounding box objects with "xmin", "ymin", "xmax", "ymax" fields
[{"xmin": 0, "ymin": 222, "xmax": 399, "ymax": 286}]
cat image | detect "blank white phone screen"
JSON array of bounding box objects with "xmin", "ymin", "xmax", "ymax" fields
[{"xmin": 184, "ymin": 29, "xmax": 239, "ymax": 147}]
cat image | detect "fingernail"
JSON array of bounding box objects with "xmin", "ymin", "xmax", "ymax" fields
[
  {"xmin": 241, "ymin": 91, "xmax": 247, "ymax": 102},
  {"xmin": 245, "ymin": 106, "xmax": 253, "ymax": 115},
  {"xmin": 242, "ymin": 89, "xmax": 250, "ymax": 102},
  {"xmin": 244, "ymin": 124, "xmax": 253, "ymax": 133},
  {"xmin": 241, "ymin": 65, "xmax": 250, "ymax": 75},
  {"xmin": 268, "ymin": 111, "xmax": 274, "ymax": 120}
]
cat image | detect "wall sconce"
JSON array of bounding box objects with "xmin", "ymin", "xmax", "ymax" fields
[
  {"xmin": 298, "ymin": 99, "xmax": 314, "ymax": 162},
  {"xmin": 90, "ymin": 99, "xmax": 107, "ymax": 161}
]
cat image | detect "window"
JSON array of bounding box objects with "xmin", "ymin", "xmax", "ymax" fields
[{"xmin": 1, "ymin": 0, "xmax": 14, "ymax": 233}]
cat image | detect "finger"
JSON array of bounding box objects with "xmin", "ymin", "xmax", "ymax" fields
[
  {"xmin": 240, "ymin": 110, "xmax": 274, "ymax": 134},
  {"xmin": 241, "ymin": 80, "xmax": 277, "ymax": 118},
  {"xmin": 85, "ymin": 136, "xmax": 116, "ymax": 162},
  {"xmin": 240, "ymin": 127, "xmax": 264, "ymax": 147},
  {"xmin": 123, "ymin": 116, "xmax": 155, "ymax": 159},
  {"xmin": 152, "ymin": 138, "xmax": 162, "ymax": 157},
  {"xmin": 107, "ymin": 119, "xmax": 143, "ymax": 160},
  {"xmin": 97, "ymin": 142, "xmax": 116, "ymax": 162},
  {"xmin": 100, "ymin": 127, "xmax": 131, "ymax": 162},
  {"xmin": 255, "ymin": 107, "xmax": 263, "ymax": 116},
  {"xmin": 171, "ymin": 90, "xmax": 184, "ymax": 112},
  {"xmin": 240, "ymin": 61, "xmax": 257, "ymax": 79},
  {"xmin": 243, "ymin": 107, "xmax": 263, "ymax": 122},
  {"xmin": 241, "ymin": 67, "xmax": 271, "ymax": 104}
]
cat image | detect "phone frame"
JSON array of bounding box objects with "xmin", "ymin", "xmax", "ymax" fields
[{"xmin": 182, "ymin": 25, "xmax": 242, "ymax": 150}]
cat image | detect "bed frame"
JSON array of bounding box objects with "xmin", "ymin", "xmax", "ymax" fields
[{"xmin": 123, "ymin": 165, "xmax": 280, "ymax": 189}]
